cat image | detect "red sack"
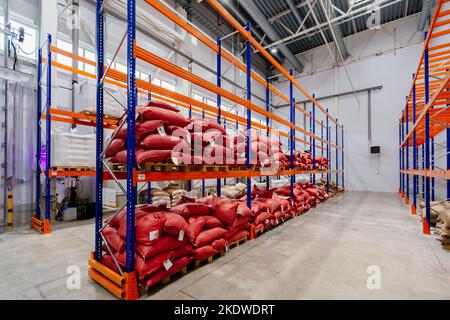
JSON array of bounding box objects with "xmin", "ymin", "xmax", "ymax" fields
[
  {"xmin": 265, "ymin": 199, "xmax": 281, "ymax": 214},
  {"xmin": 124, "ymin": 212, "xmax": 166, "ymax": 246},
  {"xmin": 187, "ymin": 216, "xmax": 208, "ymax": 240},
  {"xmin": 162, "ymin": 212, "xmax": 188, "ymax": 239},
  {"xmin": 194, "ymin": 227, "xmax": 227, "ymax": 247},
  {"xmin": 254, "ymin": 211, "xmax": 273, "ymax": 225},
  {"xmin": 137, "ymin": 106, "xmax": 191, "ymax": 127},
  {"xmin": 273, "ymin": 210, "xmax": 284, "ymax": 222},
  {"xmin": 212, "ymin": 200, "xmax": 238, "ymax": 226},
  {"xmin": 136, "ymin": 120, "xmax": 167, "ymax": 139},
  {"xmin": 136, "ymin": 149, "xmax": 172, "ymax": 164},
  {"xmin": 135, "ymin": 244, "xmax": 193, "ymax": 280},
  {"xmin": 228, "ymin": 230, "xmax": 249, "ymax": 243},
  {"xmin": 204, "ymin": 216, "xmax": 223, "ymax": 229},
  {"xmin": 231, "ymin": 216, "xmax": 250, "ymax": 230},
  {"xmin": 193, "ymin": 245, "xmax": 217, "ymax": 260},
  {"xmin": 146, "ymin": 100, "xmax": 179, "ymax": 113},
  {"xmin": 170, "ymin": 203, "xmax": 210, "ymax": 218},
  {"xmin": 102, "ymin": 254, "xmax": 121, "ymax": 274},
  {"xmin": 236, "ymin": 202, "xmax": 252, "ymax": 217},
  {"xmin": 252, "ymin": 185, "xmax": 275, "ymax": 199},
  {"xmin": 102, "ymin": 225, "xmax": 125, "ymax": 253},
  {"xmin": 140, "ymin": 134, "xmax": 188, "ymax": 150},
  {"xmin": 105, "ymin": 139, "xmax": 126, "ymax": 158},
  {"xmin": 144, "ymin": 256, "xmax": 193, "ymax": 288},
  {"xmin": 211, "ymin": 238, "xmax": 227, "ymax": 251},
  {"xmin": 107, "ymin": 206, "xmax": 160, "ymax": 228},
  {"xmin": 136, "ymin": 235, "xmax": 188, "ymax": 259}
]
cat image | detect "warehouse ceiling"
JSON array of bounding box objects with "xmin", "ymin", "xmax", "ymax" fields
[{"xmin": 181, "ymin": 0, "xmax": 429, "ymax": 73}]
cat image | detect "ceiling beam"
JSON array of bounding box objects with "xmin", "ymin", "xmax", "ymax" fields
[
  {"xmin": 418, "ymin": 0, "xmax": 435, "ymax": 31},
  {"xmin": 320, "ymin": 0, "xmax": 349, "ymax": 60},
  {"xmin": 237, "ymin": 0, "xmax": 305, "ymax": 72}
]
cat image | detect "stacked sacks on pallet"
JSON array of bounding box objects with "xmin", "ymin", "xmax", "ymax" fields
[
  {"xmin": 418, "ymin": 201, "xmax": 446, "ymax": 225},
  {"xmin": 151, "ymin": 188, "xmax": 171, "ymax": 208},
  {"xmin": 187, "ymin": 119, "xmax": 234, "ymax": 166},
  {"xmin": 315, "ymin": 156, "xmax": 329, "ymax": 170},
  {"xmin": 172, "ymin": 200, "xmax": 228, "ymax": 261},
  {"xmin": 210, "ymin": 197, "xmax": 252, "ymax": 243},
  {"xmin": 435, "ymin": 202, "xmax": 450, "ymax": 247},
  {"xmin": 292, "ymin": 151, "xmax": 313, "ymax": 170},
  {"xmin": 100, "ymin": 204, "xmax": 194, "ymax": 288},
  {"xmin": 233, "ymin": 130, "xmax": 289, "ymax": 169},
  {"xmin": 105, "ymin": 100, "xmax": 192, "ymax": 165}
]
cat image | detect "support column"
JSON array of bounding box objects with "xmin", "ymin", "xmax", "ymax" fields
[
  {"xmin": 412, "ymin": 75, "xmax": 417, "ymax": 215},
  {"xmin": 216, "ymin": 37, "xmax": 222, "ymax": 197},
  {"xmin": 405, "ymin": 97, "xmax": 409, "ymax": 205},
  {"xmin": 423, "ymin": 32, "xmax": 431, "ymax": 234},
  {"xmin": 245, "ymin": 23, "xmax": 252, "ymax": 210},
  {"xmin": 312, "ymin": 94, "xmax": 316, "ymax": 184},
  {"xmin": 289, "ymin": 70, "xmax": 294, "ymax": 197},
  {"xmin": 44, "ymin": 34, "xmax": 52, "ymax": 232},
  {"xmin": 94, "ymin": 2, "xmax": 104, "ymax": 260}
]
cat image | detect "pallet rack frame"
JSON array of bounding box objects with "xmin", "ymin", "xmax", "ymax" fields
[
  {"xmin": 85, "ymin": 0, "xmax": 345, "ymax": 299},
  {"xmin": 399, "ymin": 0, "xmax": 450, "ymax": 234}
]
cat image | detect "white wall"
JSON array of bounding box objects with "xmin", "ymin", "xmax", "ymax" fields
[{"xmin": 274, "ymin": 14, "xmax": 424, "ymax": 192}]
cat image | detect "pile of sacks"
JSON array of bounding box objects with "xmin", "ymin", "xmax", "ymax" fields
[
  {"xmin": 185, "ymin": 119, "xmax": 233, "ymax": 165},
  {"xmin": 314, "ymin": 156, "xmax": 329, "ymax": 170},
  {"xmin": 436, "ymin": 202, "xmax": 450, "ymax": 247},
  {"xmin": 418, "ymin": 201, "xmax": 447, "ymax": 225},
  {"xmin": 221, "ymin": 182, "xmax": 247, "ymax": 199},
  {"xmin": 101, "ymin": 204, "xmax": 193, "ymax": 288},
  {"xmin": 293, "ymin": 151, "xmax": 313, "ymax": 170},
  {"xmin": 151, "ymin": 188, "xmax": 171, "ymax": 208},
  {"xmin": 249, "ymin": 185, "xmax": 294, "ymax": 233},
  {"xmin": 105, "ymin": 100, "xmax": 192, "ymax": 165},
  {"xmin": 101, "ymin": 196, "xmax": 254, "ymax": 287},
  {"xmin": 233, "ymin": 131, "xmax": 289, "ymax": 169}
]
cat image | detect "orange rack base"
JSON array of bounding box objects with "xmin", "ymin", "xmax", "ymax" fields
[
  {"xmin": 88, "ymin": 253, "xmax": 138, "ymax": 300},
  {"xmin": 31, "ymin": 215, "xmax": 51, "ymax": 234}
]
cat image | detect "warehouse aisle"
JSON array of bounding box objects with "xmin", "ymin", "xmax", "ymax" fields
[{"xmin": 1, "ymin": 192, "xmax": 449, "ymax": 300}]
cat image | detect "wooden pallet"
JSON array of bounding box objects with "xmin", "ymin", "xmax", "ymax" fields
[
  {"xmin": 51, "ymin": 166, "xmax": 94, "ymax": 172},
  {"xmin": 190, "ymin": 250, "xmax": 225, "ymax": 269},
  {"xmin": 80, "ymin": 109, "xmax": 120, "ymax": 120},
  {"xmin": 140, "ymin": 266, "xmax": 189, "ymax": 295},
  {"xmin": 227, "ymin": 236, "xmax": 248, "ymax": 250},
  {"xmin": 110, "ymin": 163, "xmax": 229, "ymax": 173}
]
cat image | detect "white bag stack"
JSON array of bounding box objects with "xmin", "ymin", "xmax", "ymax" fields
[
  {"xmin": 52, "ymin": 130, "xmax": 96, "ymax": 167},
  {"xmin": 75, "ymin": 79, "xmax": 125, "ymax": 118}
]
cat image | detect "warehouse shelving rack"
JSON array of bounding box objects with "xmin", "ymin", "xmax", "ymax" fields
[
  {"xmin": 33, "ymin": 35, "xmax": 122, "ymax": 234},
  {"xmin": 399, "ymin": 0, "xmax": 450, "ymax": 235},
  {"xmin": 87, "ymin": 0, "xmax": 345, "ymax": 299}
]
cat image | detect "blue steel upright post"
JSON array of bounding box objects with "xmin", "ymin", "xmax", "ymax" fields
[
  {"xmin": 341, "ymin": 125, "xmax": 344, "ymax": 190},
  {"xmin": 335, "ymin": 120, "xmax": 339, "ymax": 190},
  {"xmin": 321, "ymin": 121, "xmax": 324, "ymax": 179},
  {"xmin": 124, "ymin": 0, "xmax": 139, "ymax": 298},
  {"xmin": 412, "ymin": 74, "xmax": 417, "ymax": 214},
  {"xmin": 447, "ymin": 125, "xmax": 449, "ymax": 200},
  {"xmin": 95, "ymin": 1, "xmax": 104, "ymax": 260},
  {"xmin": 289, "ymin": 70, "xmax": 294, "ymax": 199},
  {"xmin": 45, "ymin": 34, "xmax": 52, "ymax": 230},
  {"xmin": 312, "ymin": 94, "xmax": 316, "ymax": 184},
  {"xmin": 266, "ymin": 77, "xmax": 270, "ymax": 190},
  {"xmin": 147, "ymin": 75, "xmax": 152, "ymax": 204},
  {"xmin": 399, "ymin": 121, "xmax": 402, "ymax": 195},
  {"xmin": 326, "ymin": 110, "xmax": 330, "ymax": 193},
  {"xmin": 216, "ymin": 37, "xmax": 222, "ymax": 197},
  {"xmin": 405, "ymin": 97, "xmax": 409, "ymax": 205},
  {"xmin": 401, "ymin": 116, "xmax": 404, "ymax": 197},
  {"xmin": 36, "ymin": 48, "xmax": 42, "ymax": 221},
  {"xmin": 245, "ymin": 23, "xmax": 252, "ymax": 210},
  {"xmin": 424, "ymin": 32, "xmax": 431, "ymax": 234},
  {"xmin": 309, "ymin": 111, "xmax": 312, "ymax": 183}
]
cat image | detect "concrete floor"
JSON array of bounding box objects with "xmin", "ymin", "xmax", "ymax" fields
[{"xmin": 1, "ymin": 191, "xmax": 449, "ymax": 300}]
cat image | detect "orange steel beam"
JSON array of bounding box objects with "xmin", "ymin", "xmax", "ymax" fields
[
  {"xmin": 204, "ymin": 0, "xmax": 340, "ymax": 128},
  {"xmin": 52, "ymin": 56, "xmax": 329, "ymax": 149},
  {"xmin": 401, "ymin": 70, "xmax": 450, "ymax": 146},
  {"xmin": 401, "ymin": 0, "xmax": 445, "ymax": 120},
  {"xmin": 48, "ymin": 169, "xmax": 96, "ymax": 177},
  {"xmin": 400, "ymin": 169, "xmax": 450, "ymax": 179},
  {"xmin": 50, "ymin": 45, "xmax": 96, "ymax": 66},
  {"xmin": 133, "ymin": 168, "xmax": 342, "ymax": 183},
  {"xmin": 144, "ymin": 0, "xmax": 326, "ymax": 130},
  {"xmin": 133, "ymin": 44, "xmax": 338, "ymax": 149}
]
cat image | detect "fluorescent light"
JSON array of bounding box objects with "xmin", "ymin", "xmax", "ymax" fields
[{"xmin": 271, "ymin": 48, "xmax": 278, "ymax": 54}]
